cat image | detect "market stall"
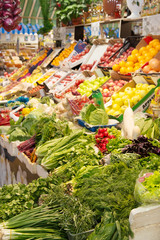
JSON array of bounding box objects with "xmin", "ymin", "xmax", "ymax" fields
[{"xmin": 0, "ymin": 0, "xmax": 160, "ymax": 238}]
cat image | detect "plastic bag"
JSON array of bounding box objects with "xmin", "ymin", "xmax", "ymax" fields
[
  {"xmin": 92, "ymin": 89, "xmax": 105, "ymax": 110},
  {"xmin": 134, "ymin": 170, "xmax": 160, "ymax": 204}
]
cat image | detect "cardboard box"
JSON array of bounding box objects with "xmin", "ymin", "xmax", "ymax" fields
[
  {"xmin": 111, "ymin": 35, "xmax": 160, "ymax": 80},
  {"xmin": 108, "ymin": 78, "xmax": 160, "ymax": 122}
]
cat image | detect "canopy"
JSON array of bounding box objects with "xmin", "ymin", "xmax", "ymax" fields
[
  {"xmin": 20, "ymin": 0, "xmax": 55, "ymax": 25},
  {"xmin": 0, "ymin": 0, "xmax": 56, "ymax": 35}
]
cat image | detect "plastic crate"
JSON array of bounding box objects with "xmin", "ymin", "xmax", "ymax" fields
[
  {"xmin": 77, "ymin": 118, "xmax": 119, "ymax": 132},
  {"xmin": 67, "ymin": 229, "xmax": 94, "ymax": 240},
  {"xmin": 97, "ymin": 36, "xmax": 143, "ymax": 72}
]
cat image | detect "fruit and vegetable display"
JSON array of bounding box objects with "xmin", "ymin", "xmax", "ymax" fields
[
  {"xmin": 98, "ymin": 43, "xmax": 134, "ymax": 68},
  {"xmin": 142, "ymin": 58, "xmax": 160, "ymax": 74},
  {"xmin": 80, "ymin": 61, "xmax": 97, "ymax": 71},
  {"xmin": 105, "ymin": 83, "xmax": 155, "ymax": 116},
  {"xmin": 69, "ymin": 47, "xmax": 90, "ymax": 63},
  {"xmin": 77, "ymin": 76, "xmax": 109, "ymax": 97},
  {"xmin": 45, "ymin": 71, "xmax": 68, "ymax": 89},
  {"xmin": 54, "ymin": 78, "xmax": 85, "ymax": 100},
  {"xmin": 51, "ymin": 42, "xmax": 76, "ymax": 66},
  {"xmin": 36, "ymin": 69, "xmax": 56, "ymax": 85},
  {"xmin": 112, "ymin": 38, "xmax": 160, "ymax": 74},
  {"xmin": 101, "ymin": 78, "xmax": 127, "ymax": 103},
  {"xmin": 0, "ymin": 35, "xmax": 160, "ymax": 240}
]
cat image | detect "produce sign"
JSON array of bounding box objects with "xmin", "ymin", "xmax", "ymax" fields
[{"xmin": 0, "ymin": 0, "xmax": 22, "ymax": 32}]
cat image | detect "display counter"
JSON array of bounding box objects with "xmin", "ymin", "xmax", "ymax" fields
[{"xmin": 0, "ymin": 136, "xmax": 48, "ymax": 187}]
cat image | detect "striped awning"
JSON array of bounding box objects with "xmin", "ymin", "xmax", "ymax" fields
[
  {"xmin": 0, "ymin": 0, "xmax": 56, "ymax": 35},
  {"xmin": 20, "ymin": 0, "xmax": 55, "ymax": 25},
  {"xmin": 0, "ymin": 23, "xmax": 42, "ymax": 34}
]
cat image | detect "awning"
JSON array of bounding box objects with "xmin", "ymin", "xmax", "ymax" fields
[
  {"xmin": 20, "ymin": 0, "xmax": 55, "ymax": 25},
  {"xmin": 0, "ymin": 0, "xmax": 56, "ymax": 35},
  {"xmin": 0, "ymin": 23, "xmax": 42, "ymax": 35}
]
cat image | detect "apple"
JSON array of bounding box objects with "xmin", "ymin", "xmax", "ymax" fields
[
  {"xmin": 132, "ymin": 95, "xmax": 141, "ymax": 105},
  {"xmin": 103, "ymin": 89, "xmax": 109, "ymax": 93}
]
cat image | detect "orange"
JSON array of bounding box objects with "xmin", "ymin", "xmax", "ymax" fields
[
  {"xmin": 125, "ymin": 61, "xmax": 134, "ymax": 67},
  {"xmin": 131, "ymin": 49, "xmax": 139, "ymax": 55},
  {"xmin": 149, "ymin": 39, "xmax": 160, "ymax": 46},
  {"xmin": 137, "ymin": 55, "xmax": 145, "ymax": 62},
  {"xmin": 139, "ymin": 46, "xmax": 146, "ymax": 55},
  {"xmin": 145, "ymin": 55, "xmax": 152, "ymax": 62},
  {"xmin": 126, "ymin": 66, "xmax": 134, "ymax": 73},
  {"xmin": 119, "ymin": 60, "xmax": 126, "ymax": 67},
  {"xmin": 155, "ymin": 44, "xmax": 160, "ymax": 51},
  {"xmin": 139, "ymin": 60, "xmax": 146, "ymax": 67},
  {"xmin": 119, "ymin": 67, "xmax": 127, "ymax": 74},
  {"xmin": 127, "ymin": 55, "xmax": 138, "ymax": 63},
  {"xmin": 146, "ymin": 45, "xmax": 152, "ymax": 50},
  {"xmin": 149, "ymin": 48, "xmax": 158, "ymax": 57},
  {"xmin": 134, "ymin": 66, "xmax": 140, "ymax": 71},
  {"xmin": 112, "ymin": 64, "xmax": 120, "ymax": 71},
  {"xmin": 152, "ymin": 41, "xmax": 160, "ymax": 48}
]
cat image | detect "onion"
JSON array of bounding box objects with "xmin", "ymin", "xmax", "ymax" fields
[
  {"xmin": 0, "ymin": 3, "xmax": 3, "ymax": 8},
  {"xmin": 149, "ymin": 58, "xmax": 160, "ymax": 72},
  {"xmin": 3, "ymin": 0, "xmax": 13, "ymax": 3},
  {"xmin": 4, "ymin": 3, "xmax": 15, "ymax": 11},
  {"xmin": 16, "ymin": 24, "xmax": 22, "ymax": 31},
  {"xmin": 3, "ymin": 17, "xmax": 14, "ymax": 32},
  {"xmin": 13, "ymin": 15, "xmax": 21, "ymax": 24},
  {"xmin": 13, "ymin": 7, "xmax": 21, "ymax": 15},
  {"xmin": 0, "ymin": 19, "xmax": 2, "ymax": 27},
  {"xmin": 3, "ymin": 11, "xmax": 13, "ymax": 19},
  {"xmin": 143, "ymin": 65, "xmax": 151, "ymax": 74},
  {"xmin": 14, "ymin": 0, "xmax": 20, "ymax": 8}
]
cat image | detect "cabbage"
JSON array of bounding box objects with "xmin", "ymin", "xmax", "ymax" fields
[
  {"xmin": 80, "ymin": 104, "xmax": 96, "ymax": 123},
  {"xmin": 89, "ymin": 109, "xmax": 108, "ymax": 125}
]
